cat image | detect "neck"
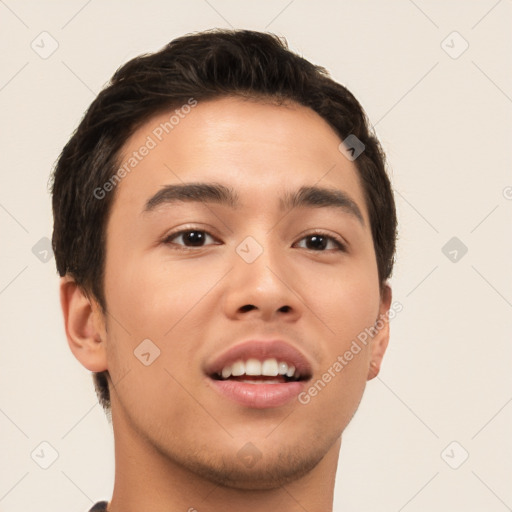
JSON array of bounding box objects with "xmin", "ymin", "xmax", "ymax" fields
[{"xmin": 107, "ymin": 407, "xmax": 341, "ymax": 512}]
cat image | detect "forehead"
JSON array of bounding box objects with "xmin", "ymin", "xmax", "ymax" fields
[{"xmin": 110, "ymin": 96, "xmax": 367, "ymax": 221}]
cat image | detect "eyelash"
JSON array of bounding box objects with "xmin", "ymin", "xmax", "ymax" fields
[{"xmin": 162, "ymin": 227, "xmax": 346, "ymax": 252}]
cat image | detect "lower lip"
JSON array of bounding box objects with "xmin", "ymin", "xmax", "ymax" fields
[{"xmin": 207, "ymin": 377, "xmax": 306, "ymax": 409}]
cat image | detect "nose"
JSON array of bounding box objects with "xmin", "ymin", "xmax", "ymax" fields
[{"xmin": 221, "ymin": 237, "xmax": 303, "ymax": 323}]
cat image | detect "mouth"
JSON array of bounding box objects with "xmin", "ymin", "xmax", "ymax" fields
[
  {"xmin": 204, "ymin": 340, "xmax": 313, "ymax": 409},
  {"xmin": 210, "ymin": 358, "xmax": 306, "ymax": 383}
]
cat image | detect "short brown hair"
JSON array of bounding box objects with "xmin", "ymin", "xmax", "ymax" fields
[{"xmin": 50, "ymin": 28, "xmax": 397, "ymax": 412}]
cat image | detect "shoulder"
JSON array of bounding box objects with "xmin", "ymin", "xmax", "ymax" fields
[{"xmin": 88, "ymin": 501, "xmax": 109, "ymax": 512}]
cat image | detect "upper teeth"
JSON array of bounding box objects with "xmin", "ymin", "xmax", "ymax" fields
[{"xmin": 219, "ymin": 358, "xmax": 297, "ymax": 379}]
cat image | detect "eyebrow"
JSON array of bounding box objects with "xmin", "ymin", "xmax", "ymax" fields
[{"xmin": 142, "ymin": 182, "xmax": 364, "ymax": 225}]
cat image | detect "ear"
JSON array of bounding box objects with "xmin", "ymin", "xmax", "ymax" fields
[
  {"xmin": 367, "ymin": 283, "xmax": 392, "ymax": 381},
  {"xmin": 59, "ymin": 275, "xmax": 108, "ymax": 372}
]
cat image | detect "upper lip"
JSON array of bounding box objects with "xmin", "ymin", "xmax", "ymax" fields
[{"xmin": 204, "ymin": 339, "xmax": 313, "ymax": 379}]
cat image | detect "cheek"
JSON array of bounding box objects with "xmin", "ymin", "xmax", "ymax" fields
[
  {"xmin": 103, "ymin": 258, "xmax": 206, "ymax": 431},
  {"xmin": 297, "ymin": 277, "xmax": 378, "ymax": 429},
  {"xmin": 299, "ymin": 256, "xmax": 380, "ymax": 343},
  {"xmin": 103, "ymin": 255, "xmax": 224, "ymax": 413},
  {"xmin": 106, "ymin": 252, "xmax": 226, "ymax": 339},
  {"xmin": 300, "ymin": 259, "xmax": 380, "ymax": 404}
]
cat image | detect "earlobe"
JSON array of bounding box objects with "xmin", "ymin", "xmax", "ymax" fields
[
  {"xmin": 59, "ymin": 276, "xmax": 108, "ymax": 372},
  {"xmin": 367, "ymin": 283, "xmax": 392, "ymax": 381},
  {"xmin": 367, "ymin": 360, "xmax": 380, "ymax": 380}
]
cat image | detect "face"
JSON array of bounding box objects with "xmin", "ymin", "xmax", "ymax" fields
[{"xmin": 93, "ymin": 97, "xmax": 390, "ymax": 488}]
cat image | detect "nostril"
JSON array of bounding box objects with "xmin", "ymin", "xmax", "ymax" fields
[{"xmin": 239, "ymin": 304, "xmax": 256, "ymax": 312}]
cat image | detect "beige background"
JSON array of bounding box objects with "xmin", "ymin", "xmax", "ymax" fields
[{"xmin": 1, "ymin": 1, "xmax": 511, "ymax": 511}]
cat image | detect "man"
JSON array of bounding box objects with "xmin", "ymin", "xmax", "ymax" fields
[{"xmin": 51, "ymin": 28, "xmax": 397, "ymax": 512}]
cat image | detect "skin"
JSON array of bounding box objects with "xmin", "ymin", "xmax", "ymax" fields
[{"xmin": 60, "ymin": 96, "xmax": 392, "ymax": 512}]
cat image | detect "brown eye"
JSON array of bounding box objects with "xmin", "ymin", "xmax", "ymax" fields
[
  {"xmin": 295, "ymin": 233, "xmax": 345, "ymax": 251},
  {"xmin": 164, "ymin": 229, "xmax": 218, "ymax": 248}
]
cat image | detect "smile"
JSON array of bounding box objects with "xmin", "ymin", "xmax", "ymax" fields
[{"xmin": 205, "ymin": 340, "xmax": 313, "ymax": 409}]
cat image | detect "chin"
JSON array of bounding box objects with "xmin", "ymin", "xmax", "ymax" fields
[{"xmin": 170, "ymin": 438, "xmax": 333, "ymax": 491}]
